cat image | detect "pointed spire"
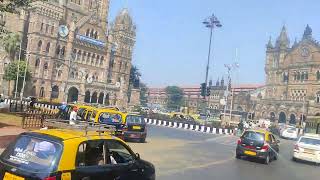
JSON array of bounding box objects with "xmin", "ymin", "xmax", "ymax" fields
[
  {"xmin": 266, "ymin": 36, "xmax": 273, "ymax": 49},
  {"xmin": 216, "ymin": 77, "xmax": 220, "ymax": 86},
  {"xmin": 303, "ymin": 24, "xmax": 312, "ymax": 40},
  {"xmin": 276, "ymin": 25, "xmax": 290, "ymax": 48},
  {"xmin": 221, "ymin": 78, "xmax": 224, "ymax": 87},
  {"xmin": 292, "ymin": 37, "xmax": 298, "ymax": 47}
]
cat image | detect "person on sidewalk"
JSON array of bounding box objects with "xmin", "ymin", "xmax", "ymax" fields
[{"xmin": 69, "ymin": 107, "xmax": 78, "ymax": 125}]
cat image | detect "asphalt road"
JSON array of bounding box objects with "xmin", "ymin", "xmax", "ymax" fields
[{"xmin": 128, "ymin": 125, "xmax": 319, "ymax": 180}]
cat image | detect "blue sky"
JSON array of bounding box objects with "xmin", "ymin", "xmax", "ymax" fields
[{"xmin": 109, "ymin": 0, "xmax": 320, "ymax": 87}]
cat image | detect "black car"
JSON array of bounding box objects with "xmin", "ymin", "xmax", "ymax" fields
[
  {"xmin": 124, "ymin": 114, "xmax": 147, "ymax": 142},
  {"xmin": 236, "ymin": 130, "xmax": 280, "ymax": 164}
]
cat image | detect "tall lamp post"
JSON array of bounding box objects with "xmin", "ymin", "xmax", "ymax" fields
[{"xmin": 202, "ymin": 14, "xmax": 222, "ymax": 113}]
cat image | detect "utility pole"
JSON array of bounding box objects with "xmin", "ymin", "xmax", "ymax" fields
[{"xmin": 202, "ymin": 14, "xmax": 222, "ymax": 112}]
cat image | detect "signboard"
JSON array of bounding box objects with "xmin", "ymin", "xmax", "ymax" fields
[{"xmin": 76, "ymin": 34, "xmax": 106, "ymax": 47}]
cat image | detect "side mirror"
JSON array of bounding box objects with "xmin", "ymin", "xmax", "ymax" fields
[{"xmin": 135, "ymin": 153, "xmax": 140, "ymax": 160}]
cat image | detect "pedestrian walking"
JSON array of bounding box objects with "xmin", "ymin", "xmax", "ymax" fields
[{"xmin": 69, "ymin": 107, "xmax": 78, "ymax": 125}]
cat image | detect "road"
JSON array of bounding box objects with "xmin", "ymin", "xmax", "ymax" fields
[{"xmin": 128, "ymin": 125, "xmax": 319, "ymax": 180}]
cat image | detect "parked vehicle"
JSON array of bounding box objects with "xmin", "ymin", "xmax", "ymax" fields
[
  {"xmin": 293, "ymin": 133, "xmax": 320, "ymax": 165},
  {"xmin": 123, "ymin": 114, "xmax": 147, "ymax": 142},
  {"xmin": 281, "ymin": 127, "xmax": 298, "ymax": 140},
  {"xmin": 236, "ymin": 129, "xmax": 280, "ymax": 164}
]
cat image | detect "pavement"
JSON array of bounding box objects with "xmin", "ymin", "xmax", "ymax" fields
[{"xmin": 128, "ymin": 125, "xmax": 319, "ymax": 180}]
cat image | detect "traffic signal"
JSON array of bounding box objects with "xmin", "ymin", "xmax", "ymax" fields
[
  {"xmin": 200, "ymin": 83, "xmax": 206, "ymax": 97},
  {"xmin": 206, "ymin": 87, "xmax": 211, "ymax": 96}
]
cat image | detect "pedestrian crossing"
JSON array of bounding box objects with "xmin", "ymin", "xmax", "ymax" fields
[{"xmin": 205, "ymin": 135, "xmax": 239, "ymax": 147}]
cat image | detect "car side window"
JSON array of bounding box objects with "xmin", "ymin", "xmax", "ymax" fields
[
  {"xmin": 76, "ymin": 140, "xmax": 109, "ymax": 167},
  {"xmin": 86, "ymin": 111, "xmax": 93, "ymax": 121},
  {"xmin": 106, "ymin": 140, "xmax": 134, "ymax": 164}
]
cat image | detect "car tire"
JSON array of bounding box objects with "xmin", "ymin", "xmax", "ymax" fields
[
  {"xmin": 292, "ymin": 157, "xmax": 297, "ymax": 162},
  {"xmin": 140, "ymin": 138, "xmax": 146, "ymax": 143},
  {"xmin": 236, "ymin": 153, "xmax": 241, "ymax": 159},
  {"xmin": 264, "ymin": 154, "xmax": 270, "ymax": 165}
]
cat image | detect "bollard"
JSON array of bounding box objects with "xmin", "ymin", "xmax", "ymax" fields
[
  {"xmin": 206, "ymin": 127, "xmax": 211, "ymax": 133},
  {"xmin": 163, "ymin": 121, "xmax": 167, "ymax": 126},
  {"xmin": 184, "ymin": 124, "xmax": 188, "ymax": 129},
  {"xmin": 212, "ymin": 128, "xmax": 216, "ymax": 134}
]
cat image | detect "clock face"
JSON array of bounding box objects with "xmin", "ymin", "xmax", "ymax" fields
[
  {"xmin": 58, "ymin": 25, "xmax": 69, "ymax": 38},
  {"xmin": 300, "ymin": 46, "xmax": 310, "ymax": 57}
]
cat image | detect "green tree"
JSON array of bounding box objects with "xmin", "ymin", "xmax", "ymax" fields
[
  {"xmin": 165, "ymin": 86, "xmax": 184, "ymax": 111},
  {"xmin": 0, "ymin": 0, "xmax": 32, "ymax": 13},
  {"xmin": 1, "ymin": 32, "xmax": 20, "ymax": 60},
  {"xmin": 3, "ymin": 60, "xmax": 31, "ymax": 96},
  {"xmin": 129, "ymin": 65, "xmax": 141, "ymax": 88},
  {"xmin": 140, "ymin": 83, "xmax": 148, "ymax": 106}
]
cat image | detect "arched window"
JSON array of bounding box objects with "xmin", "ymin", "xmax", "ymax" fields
[
  {"xmin": 51, "ymin": 26, "xmax": 54, "ymax": 34},
  {"xmin": 317, "ymin": 71, "xmax": 320, "ymax": 81},
  {"xmin": 91, "ymin": 54, "xmax": 95, "ymax": 65},
  {"xmin": 94, "ymin": 31, "xmax": 98, "ymax": 39},
  {"xmin": 77, "ymin": 50, "xmax": 81, "ymax": 61},
  {"xmin": 100, "ymin": 56, "xmax": 104, "ymax": 66},
  {"xmin": 70, "ymin": 71, "xmax": 75, "ymax": 79},
  {"xmin": 35, "ymin": 58, "xmax": 40, "ymax": 67},
  {"xmin": 82, "ymin": 52, "xmax": 86, "ymax": 63},
  {"xmin": 297, "ymin": 72, "xmax": 301, "ymax": 81},
  {"xmin": 37, "ymin": 40, "xmax": 42, "ymax": 51},
  {"xmin": 39, "ymin": 87, "xmax": 45, "ymax": 98},
  {"xmin": 45, "ymin": 24, "xmax": 49, "ymax": 33},
  {"xmin": 61, "ymin": 46, "xmax": 65, "ymax": 56},
  {"xmin": 86, "ymin": 29, "xmax": 90, "ymax": 36},
  {"xmin": 44, "ymin": 62, "xmax": 48, "ymax": 70},
  {"xmin": 40, "ymin": 23, "xmax": 44, "ymax": 31},
  {"xmin": 87, "ymin": 53, "xmax": 91, "ymax": 64},
  {"xmin": 316, "ymin": 92, "xmax": 320, "ymax": 103},
  {"xmin": 90, "ymin": 29, "xmax": 94, "ymax": 38},
  {"xmin": 96, "ymin": 55, "xmax": 100, "ymax": 66},
  {"xmin": 45, "ymin": 42, "xmax": 50, "ymax": 54},
  {"xmin": 56, "ymin": 45, "xmax": 60, "ymax": 55}
]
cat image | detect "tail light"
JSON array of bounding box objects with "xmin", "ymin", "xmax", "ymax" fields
[
  {"xmin": 261, "ymin": 144, "xmax": 269, "ymax": 152},
  {"xmin": 294, "ymin": 144, "xmax": 300, "ymax": 151},
  {"xmin": 43, "ymin": 176, "xmax": 56, "ymax": 180},
  {"xmin": 237, "ymin": 139, "xmax": 242, "ymax": 145}
]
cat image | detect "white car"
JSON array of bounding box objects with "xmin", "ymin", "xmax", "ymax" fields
[
  {"xmin": 281, "ymin": 127, "xmax": 298, "ymax": 140},
  {"xmin": 293, "ymin": 134, "xmax": 320, "ymax": 164}
]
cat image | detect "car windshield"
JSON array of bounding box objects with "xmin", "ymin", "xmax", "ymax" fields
[
  {"xmin": 99, "ymin": 112, "xmax": 123, "ymax": 124},
  {"xmin": 299, "ymin": 137, "xmax": 320, "ymax": 146},
  {"xmin": 0, "ymin": 135, "xmax": 62, "ymax": 172},
  {"xmin": 126, "ymin": 115, "xmax": 143, "ymax": 124},
  {"xmin": 242, "ymin": 131, "xmax": 265, "ymax": 142}
]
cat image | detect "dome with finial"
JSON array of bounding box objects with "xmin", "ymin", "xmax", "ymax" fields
[
  {"xmin": 302, "ymin": 24, "xmax": 312, "ymax": 40},
  {"xmin": 275, "ymin": 25, "xmax": 290, "ymax": 48}
]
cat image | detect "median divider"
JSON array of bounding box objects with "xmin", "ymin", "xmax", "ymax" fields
[{"xmin": 145, "ymin": 118, "xmax": 237, "ymax": 136}]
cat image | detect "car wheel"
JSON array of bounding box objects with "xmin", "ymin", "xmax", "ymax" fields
[
  {"xmin": 292, "ymin": 157, "xmax": 297, "ymax": 162},
  {"xmin": 140, "ymin": 138, "xmax": 146, "ymax": 143},
  {"xmin": 236, "ymin": 153, "xmax": 241, "ymax": 159},
  {"xmin": 264, "ymin": 154, "xmax": 270, "ymax": 164}
]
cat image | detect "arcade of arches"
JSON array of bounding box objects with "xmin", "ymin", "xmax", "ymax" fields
[
  {"xmin": 259, "ymin": 111, "xmax": 306, "ymax": 125},
  {"xmin": 84, "ymin": 90, "xmax": 110, "ymax": 105}
]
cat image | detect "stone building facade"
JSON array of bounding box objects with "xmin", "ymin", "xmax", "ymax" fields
[
  {"xmin": 254, "ymin": 25, "xmax": 320, "ymax": 124},
  {"xmin": 0, "ymin": 0, "xmax": 137, "ymax": 108}
]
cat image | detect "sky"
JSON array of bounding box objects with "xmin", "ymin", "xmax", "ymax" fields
[{"xmin": 108, "ymin": 0, "xmax": 320, "ymax": 87}]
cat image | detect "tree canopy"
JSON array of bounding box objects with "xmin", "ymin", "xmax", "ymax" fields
[
  {"xmin": 0, "ymin": 0, "xmax": 32, "ymax": 13},
  {"xmin": 140, "ymin": 83, "xmax": 148, "ymax": 106},
  {"xmin": 3, "ymin": 60, "xmax": 31, "ymax": 93},
  {"xmin": 165, "ymin": 86, "xmax": 184, "ymax": 110},
  {"xmin": 129, "ymin": 65, "xmax": 141, "ymax": 88},
  {"xmin": 1, "ymin": 32, "xmax": 20, "ymax": 60}
]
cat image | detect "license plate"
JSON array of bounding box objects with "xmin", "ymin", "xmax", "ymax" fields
[
  {"xmin": 4, "ymin": 172, "xmax": 24, "ymax": 180},
  {"xmin": 244, "ymin": 150, "xmax": 257, "ymax": 156},
  {"xmin": 132, "ymin": 126, "xmax": 141, "ymax": 130}
]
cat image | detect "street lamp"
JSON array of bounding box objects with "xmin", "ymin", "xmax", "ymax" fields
[{"xmin": 202, "ymin": 13, "xmax": 222, "ymax": 99}]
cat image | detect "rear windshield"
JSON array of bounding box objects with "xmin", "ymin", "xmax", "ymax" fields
[
  {"xmin": 126, "ymin": 115, "xmax": 143, "ymax": 124},
  {"xmin": 99, "ymin": 112, "xmax": 123, "ymax": 124},
  {"xmin": 242, "ymin": 131, "xmax": 265, "ymax": 142},
  {"xmin": 299, "ymin": 137, "xmax": 320, "ymax": 146},
  {"xmin": 0, "ymin": 135, "xmax": 62, "ymax": 172}
]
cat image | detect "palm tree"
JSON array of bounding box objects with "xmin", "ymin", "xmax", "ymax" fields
[{"xmin": 2, "ymin": 33, "xmax": 20, "ymax": 60}]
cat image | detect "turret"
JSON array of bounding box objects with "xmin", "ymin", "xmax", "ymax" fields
[
  {"xmin": 275, "ymin": 25, "xmax": 290, "ymax": 49},
  {"xmin": 266, "ymin": 36, "xmax": 273, "ymax": 49},
  {"xmin": 302, "ymin": 24, "xmax": 312, "ymax": 40}
]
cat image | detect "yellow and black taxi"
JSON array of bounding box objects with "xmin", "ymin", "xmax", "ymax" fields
[
  {"xmin": 0, "ymin": 128, "xmax": 155, "ymax": 180},
  {"xmin": 90, "ymin": 109, "xmax": 127, "ymax": 139},
  {"xmin": 123, "ymin": 114, "xmax": 147, "ymax": 143},
  {"xmin": 236, "ymin": 129, "xmax": 280, "ymax": 164}
]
